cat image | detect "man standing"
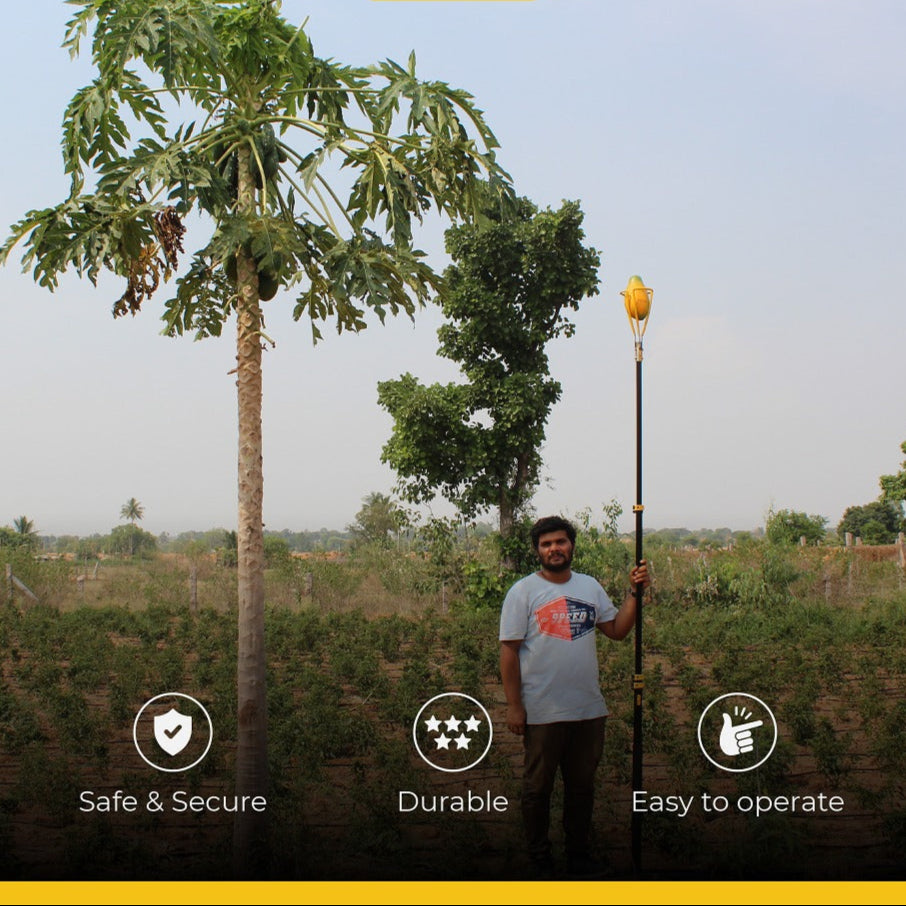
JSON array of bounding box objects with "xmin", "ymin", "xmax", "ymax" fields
[{"xmin": 499, "ymin": 515, "xmax": 649, "ymax": 878}]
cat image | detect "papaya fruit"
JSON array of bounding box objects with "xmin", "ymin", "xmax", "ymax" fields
[
  {"xmin": 623, "ymin": 274, "xmax": 651, "ymax": 321},
  {"xmin": 253, "ymin": 124, "xmax": 281, "ymax": 187},
  {"xmin": 225, "ymin": 253, "xmax": 238, "ymax": 284},
  {"xmin": 222, "ymin": 243, "xmax": 282, "ymax": 301},
  {"xmin": 257, "ymin": 271, "xmax": 278, "ymax": 301}
]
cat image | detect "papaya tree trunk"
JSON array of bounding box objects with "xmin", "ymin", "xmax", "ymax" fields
[{"xmin": 233, "ymin": 140, "xmax": 268, "ymax": 875}]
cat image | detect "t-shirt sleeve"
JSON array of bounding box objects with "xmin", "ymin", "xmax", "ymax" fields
[
  {"xmin": 595, "ymin": 582, "xmax": 618, "ymax": 625},
  {"xmin": 499, "ymin": 582, "xmax": 529, "ymax": 641}
]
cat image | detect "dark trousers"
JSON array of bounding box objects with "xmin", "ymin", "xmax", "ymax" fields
[{"xmin": 522, "ymin": 716, "xmax": 606, "ymax": 862}]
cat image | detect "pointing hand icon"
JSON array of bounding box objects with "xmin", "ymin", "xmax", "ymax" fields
[{"xmin": 719, "ymin": 712, "xmax": 763, "ymax": 756}]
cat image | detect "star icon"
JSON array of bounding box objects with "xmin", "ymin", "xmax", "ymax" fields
[
  {"xmin": 435, "ymin": 733, "xmax": 451, "ymax": 750},
  {"xmin": 464, "ymin": 715, "xmax": 482, "ymax": 734},
  {"xmin": 455, "ymin": 733, "xmax": 471, "ymax": 750},
  {"xmin": 425, "ymin": 714, "xmax": 442, "ymax": 734},
  {"xmin": 444, "ymin": 715, "xmax": 462, "ymax": 733}
]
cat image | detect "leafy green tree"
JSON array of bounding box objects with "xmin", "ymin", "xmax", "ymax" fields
[
  {"xmin": 765, "ymin": 508, "xmax": 828, "ymax": 546},
  {"xmin": 880, "ymin": 440, "xmax": 906, "ymax": 518},
  {"xmin": 263, "ymin": 534, "xmax": 291, "ymax": 567},
  {"xmin": 572, "ymin": 503, "xmax": 631, "ymax": 600},
  {"xmin": 183, "ymin": 538, "xmax": 210, "ymax": 562},
  {"xmin": 54, "ymin": 535, "xmax": 81, "ymax": 555},
  {"xmin": 1, "ymin": 527, "xmax": 29, "ymax": 551},
  {"xmin": 837, "ymin": 501, "xmax": 903, "ymax": 545},
  {"xmin": 77, "ymin": 536, "xmax": 103, "ymax": 561},
  {"xmin": 1, "ymin": 519, "xmax": 39, "ymax": 552},
  {"xmin": 347, "ymin": 492, "xmax": 408, "ymax": 548},
  {"xmin": 104, "ymin": 524, "xmax": 158, "ymax": 558},
  {"xmin": 219, "ymin": 529, "xmax": 239, "ymax": 568},
  {"xmin": 415, "ymin": 516, "xmax": 468, "ymax": 595},
  {"xmin": 1, "ymin": 0, "xmax": 507, "ymax": 872},
  {"xmin": 378, "ymin": 197, "xmax": 599, "ymax": 557}
]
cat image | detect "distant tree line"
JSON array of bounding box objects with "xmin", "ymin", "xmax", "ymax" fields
[
  {"xmin": 639, "ymin": 526, "xmax": 764, "ymax": 550},
  {"xmin": 38, "ymin": 527, "xmax": 349, "ymax": 558},
  {"xmin": 17, "ymin": 433, "xmax": 906, "ymax": 563}
]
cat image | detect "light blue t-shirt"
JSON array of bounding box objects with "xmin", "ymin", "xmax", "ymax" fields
[{"xmin": 499, "ymin": 571, "xmax": 618, "ymax": 724}]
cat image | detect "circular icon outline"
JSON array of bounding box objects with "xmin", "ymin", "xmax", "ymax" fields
[
  {"xmin": 413, "ymin": 692, "xmax": 493, "ymax": 773},
  {"xmin": 697, "ymin": 691, "xmax": 777, "ymax": 773},
  {"xmin": 133, "ymin": 692, "xmax": 213, "ymax": 772}
]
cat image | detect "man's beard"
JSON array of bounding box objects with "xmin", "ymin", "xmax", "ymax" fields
[{"xmin": 542, "ymin": 551, "xmax": 573, "ymax": 572}]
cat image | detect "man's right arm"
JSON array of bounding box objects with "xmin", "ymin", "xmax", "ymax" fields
[{"xmin": 500, "ymin": 639, "xmax": 526, "ymax": 735}]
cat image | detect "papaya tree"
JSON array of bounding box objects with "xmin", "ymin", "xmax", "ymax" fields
[{"xmin": 1, "ymin": 0, "xmax": 508, "ymax": 874}]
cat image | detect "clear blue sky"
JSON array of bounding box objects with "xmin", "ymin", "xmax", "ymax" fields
[{"xmin": 2, "ymin": 1, "xmax": 904, "ymax": 537}]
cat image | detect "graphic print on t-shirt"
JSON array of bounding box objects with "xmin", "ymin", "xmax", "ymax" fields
[{"xmin": 535, "ymin": 596, "xmax": 596, "ymax": 641}]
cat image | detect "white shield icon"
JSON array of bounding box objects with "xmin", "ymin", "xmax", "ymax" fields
[{"xmin": 154, "ymin": 708, "xmax": 193, "ymax": 757}]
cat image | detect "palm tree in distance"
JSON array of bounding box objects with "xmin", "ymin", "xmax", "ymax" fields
[
  {"xmin": 120, "ymin": 498, "xmax": 144, "ymax": 525},
  {"xmin": 13, "ymin": 515, "xmax": 36, "ymax": 536},
  {"xmin": 12, "ymin": 516, "xmax": 38, "ymax": 551},
  {"xmin": 120, "ymin": 498, "xmax": 144, "ymax": 557}
]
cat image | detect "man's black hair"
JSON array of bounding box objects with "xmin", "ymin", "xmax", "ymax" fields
[{"xmin": 530, "ymin": 515, "xmax": 577, "ymax": 550}]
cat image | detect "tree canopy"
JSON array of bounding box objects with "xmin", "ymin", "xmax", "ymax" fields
[
  {"xmin": 765, "ymin": 508, "xmax": 828, "ymax": 546},
  {"xmin": 837, "ymin": 500, "xmax": 903, "ymax": 545},
  {"xmin": 347, "ymin": 491, "xmax": 408, "ymax": 547},
  {"xmin": 880, "ymin": 440, "xmax": 906, "ymax": 514},
  {"xmin": 1, "ymin": 518, "xmax": 39, "ymax": 551},
  {"xmin": 836, "ymin": 441, "xmax": 906, "ymax": 544},
  {"xmin": 105, "ymin": 523, "xmax": 158, "ymax": 557},
  {"xmin": 378, "ymin": 196, "xmax": 599, "ymax": 543},
  {"xmin": 2, "ymin": 0, "xmax": 508, "ymax": 340}
]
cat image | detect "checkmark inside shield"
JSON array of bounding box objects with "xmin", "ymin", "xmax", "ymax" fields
[{"xmin": 154, "ymin": 708, "xmax": 193, "ymax": 756}]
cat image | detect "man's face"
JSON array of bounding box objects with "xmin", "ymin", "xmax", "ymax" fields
[{"xmin": 535, "ymin": 529, "xmax": 574, "ymax": 573}]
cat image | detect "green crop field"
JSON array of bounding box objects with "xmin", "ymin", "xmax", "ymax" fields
[{"xmin": 1, "ymin": 541, "xmax": 904, "ymax": 880}]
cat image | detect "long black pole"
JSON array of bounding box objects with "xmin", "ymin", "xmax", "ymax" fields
[{"xmin": 631, "ymin": 341, "xmax": 644, "ymax": 873}]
